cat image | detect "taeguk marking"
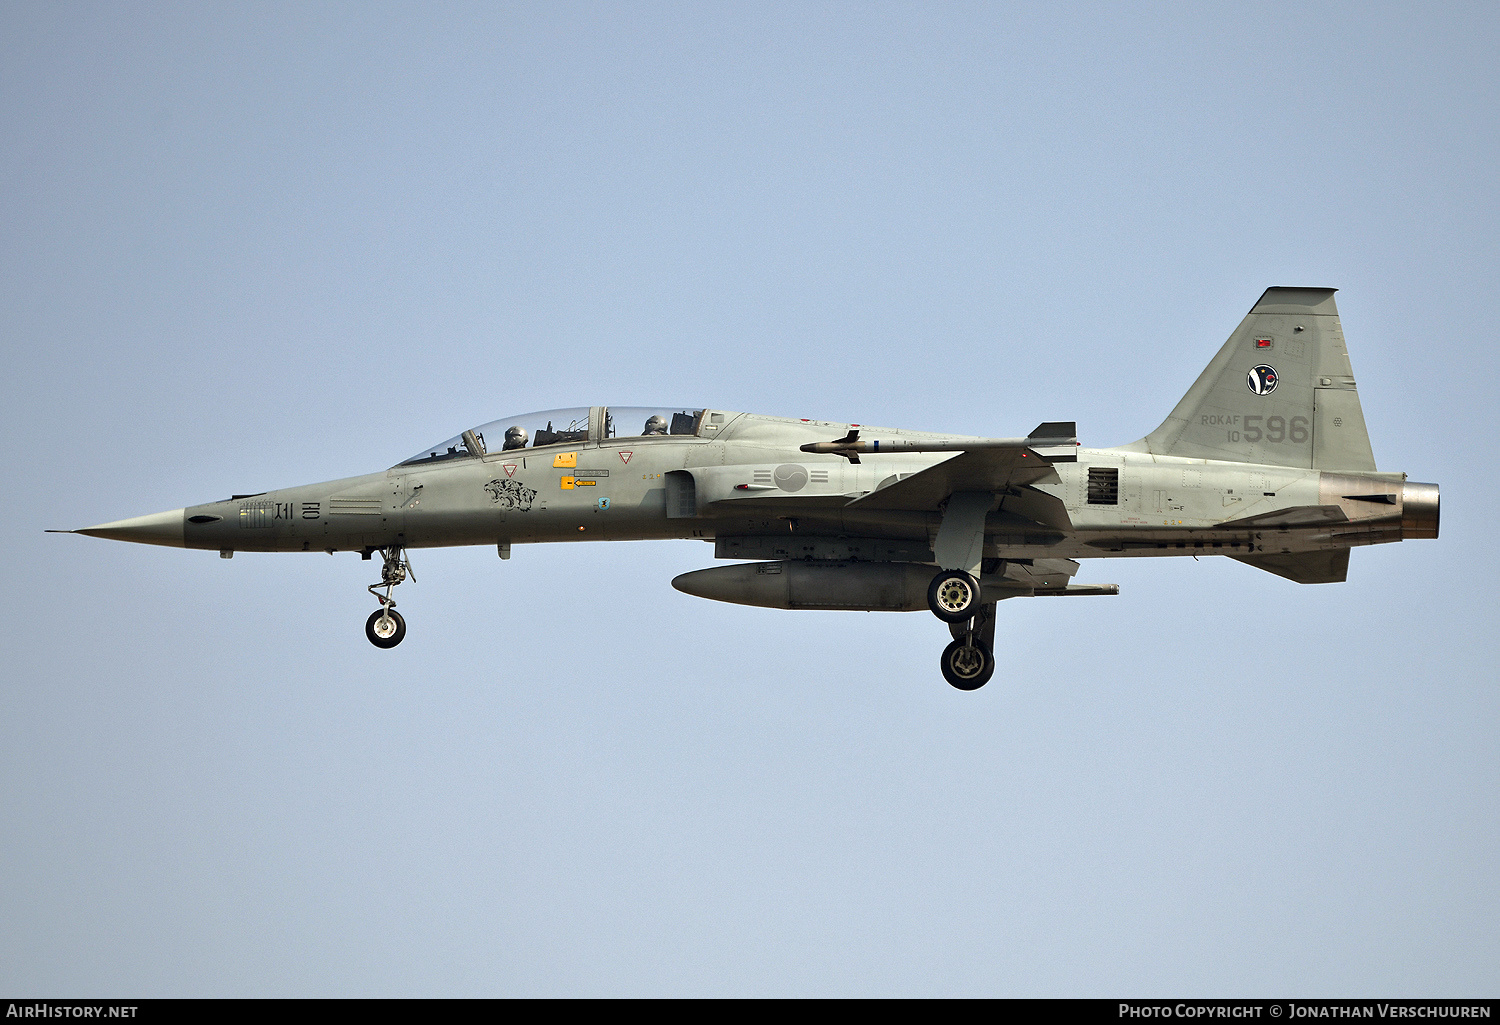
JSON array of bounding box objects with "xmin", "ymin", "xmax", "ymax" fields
[
  {"xmin": 773, "ymin": 464, "xmax": 809, "ymax": 492},
  {"xmin": 1247, "ymin": 364, "xmax": 1278, "ymax": 396}
]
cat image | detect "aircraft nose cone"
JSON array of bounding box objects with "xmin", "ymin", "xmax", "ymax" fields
[{"xmin": 74, "ymin": 508, "xmax": 186, "ymax": 547}]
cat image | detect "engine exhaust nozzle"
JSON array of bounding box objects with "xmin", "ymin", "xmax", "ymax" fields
[{"xmin": 1401, "ymin": 481, "xmax": 1439, "ymax": 539}]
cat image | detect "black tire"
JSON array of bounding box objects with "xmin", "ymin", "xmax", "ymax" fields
[
  {"xmin": 940, "ymin": 638, "xmax": 994, "ymax": 690},
  {"xmin": 927, "ymin": 569, "xmax": 980, "ymax": 623},
  {"xmin": 366, "ymin": 607, "xmax": 406, "ymax": 648}
]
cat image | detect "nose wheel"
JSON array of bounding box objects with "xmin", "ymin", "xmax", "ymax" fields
[
  {"xmin": 365, "ymin": 546, "xmax": 413, "ymax": 648},
  {"xmin": 366, "ymin": 607, "xmax": 406, "ymax": 648}
]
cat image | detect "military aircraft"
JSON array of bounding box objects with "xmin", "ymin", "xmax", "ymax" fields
[{"xmin": 56, "ymin": 287, "xmax": 1437, "ymax": 689}]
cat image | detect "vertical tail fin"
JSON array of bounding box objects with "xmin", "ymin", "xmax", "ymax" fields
[{"xmin": 1123, "ymin": 287, "xmax": 1377, "ymax": 471}]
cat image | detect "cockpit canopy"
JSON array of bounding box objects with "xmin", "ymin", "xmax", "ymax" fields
[{"xmin": 398, "ymin": 406, "xmax": 706, "ymax": 467}]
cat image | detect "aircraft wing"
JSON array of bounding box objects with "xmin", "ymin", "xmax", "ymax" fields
[
  {"xmin": 842, "ymin": 422, "xmax": 1077, "ymax": 515},
  {"xmin": 844, "ymin": 448, "xmax": 1053, "ymax": 511}
]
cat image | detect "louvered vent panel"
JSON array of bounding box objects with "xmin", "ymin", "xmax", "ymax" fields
[
  {"xmin": 329, "ymin": 498, "xmax": 383, "ymax": 515},
  {"xmin": 1087, "ymin": 467, "xmax": 1119, "ymax": 506}
]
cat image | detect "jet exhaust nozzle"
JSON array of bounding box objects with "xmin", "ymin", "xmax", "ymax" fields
[{"xmin": 1401, "ymin": 481, "xmax": 1439, "ymax": 539}]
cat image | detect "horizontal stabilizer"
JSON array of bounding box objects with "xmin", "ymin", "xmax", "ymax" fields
[
  {"xmin": 1219, "ymin": 505, "xmax": 1349, "ymax": 529},
  {"xmin": 1229, "ymin": 549, "xmax": 1350, "ymax": 584}
]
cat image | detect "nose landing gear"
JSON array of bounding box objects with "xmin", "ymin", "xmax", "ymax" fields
[{"xmin": 365, "ymin": 546, "xmax": 413, "ymax": 649}]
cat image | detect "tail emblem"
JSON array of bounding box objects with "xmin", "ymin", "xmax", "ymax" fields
[{"xmin": 1247, "ymin": 364, "xmax": 1279, "ymax": 396}]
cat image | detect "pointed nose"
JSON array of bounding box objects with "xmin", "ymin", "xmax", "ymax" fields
[{"xmin": 74, "ymin": 508, "xmax": 186, "ymax": 547}]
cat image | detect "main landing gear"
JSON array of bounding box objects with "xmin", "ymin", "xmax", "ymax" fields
[
  {"xmin": 928, "ymin": 572, "xmax": 995, "ymax": 690},
  {"xmin": 928, "ymin": 569, "xmax": 980, "ymax": 623},
  {"xmin": 365, "ymin": 546, "xmax": 413, "ymax": 649}
]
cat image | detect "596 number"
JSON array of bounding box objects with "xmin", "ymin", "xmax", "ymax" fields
[{"xmin": 1240, "ymin": 415, "xmax": 1308, "ymax": 444}]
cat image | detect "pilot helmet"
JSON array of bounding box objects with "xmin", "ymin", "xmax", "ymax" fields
[
  {"xmin": 503, "ymin": 425, "xmax": 529, "ymax": 449},
  {"xmin": 644, "ymin": 415, "xmax": 669, "ymax": 435}
]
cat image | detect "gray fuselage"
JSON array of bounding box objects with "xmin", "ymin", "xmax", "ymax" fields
[{"xmin": 171, "ymin": 409, "xmax": 1434, "ymax": 568}]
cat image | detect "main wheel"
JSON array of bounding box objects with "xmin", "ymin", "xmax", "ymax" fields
[
  {"xmin": 366, "ymin": 607, "xmax": 407, "ymax": 648},
  {"xmin": 940, "ymin": 638, "xmax": 994, "ymax": 690},
  {"xmin": 928, "ymin": 569, "xmax": 981, "ymax": 623}
]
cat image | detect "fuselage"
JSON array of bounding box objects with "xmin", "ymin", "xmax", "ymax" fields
[{"xmin": 132, "ymin": 408, "xmax": 1434, "ymax": 565}]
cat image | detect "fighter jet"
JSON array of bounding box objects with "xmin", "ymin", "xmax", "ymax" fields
[{"xmin": 56, "ymin": 288, "xmax": 1438, "ymax": 689}]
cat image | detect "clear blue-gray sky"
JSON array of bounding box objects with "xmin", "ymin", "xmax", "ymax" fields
[{"xmin": 3, "ymin": 1, "xmax": 1496, "ymax": 996}]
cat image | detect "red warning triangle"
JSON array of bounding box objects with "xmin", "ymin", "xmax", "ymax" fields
[
  {"xmin": 619, "ymin": 451, "xmax": 633, "ymax": 464},
  {"xmin": 502, "ymin": 464, "xmax": 517, "ymax": 477}
]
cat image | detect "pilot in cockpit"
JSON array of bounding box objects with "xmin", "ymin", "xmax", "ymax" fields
[
  {"xmin": 643, "ymin": 415, "xmax": 669, "ymax": 436},
  {"xmin": 503, "ymin": 426, "xmax": 529, "ymax": 450}
]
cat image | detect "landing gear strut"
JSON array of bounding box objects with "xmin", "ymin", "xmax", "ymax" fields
[
  {"xmin": 365, "ymin": 546, "xmax": 413, "ymax": 649},
  {"xmin": 940, "ymin": 601, "xmax": 996, "ymax": 690}
]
